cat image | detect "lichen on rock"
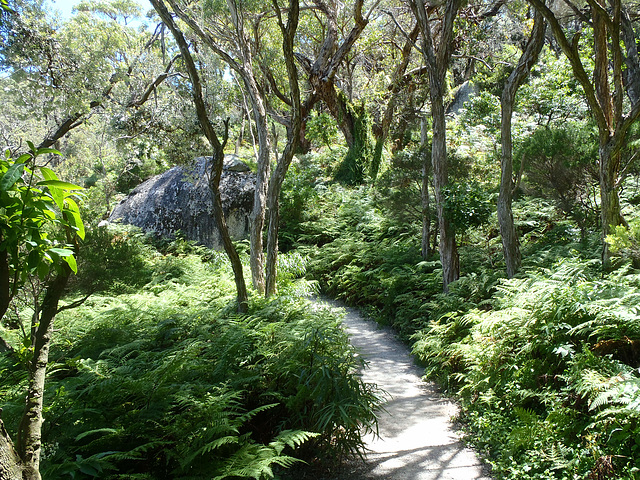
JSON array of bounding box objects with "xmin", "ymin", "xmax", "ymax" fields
[{"xmin": 109, "ymin": 155, "xmax": 255, "ymax": 250}]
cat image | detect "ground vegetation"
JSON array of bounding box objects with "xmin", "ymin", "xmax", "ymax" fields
[{"xmin": 3, "ymin": 0, "xmax": 640, "ymax": 478}]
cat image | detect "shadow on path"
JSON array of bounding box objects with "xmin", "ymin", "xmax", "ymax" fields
[{"xmin": 318, "ymin": 298, "xmax": 491, "ymax": 480}]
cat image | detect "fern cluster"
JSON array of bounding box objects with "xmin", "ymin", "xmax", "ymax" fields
[
  {"xmin": 0, "ymin": 226, "xmax": 381, "ymax": 479},
  {"xmin": 413, "ymin": 259, "xmax": 640, "ymax": 479},
  {"xmin": 297, "ymin": 182, "xmax": 640, "ymax": 479}
]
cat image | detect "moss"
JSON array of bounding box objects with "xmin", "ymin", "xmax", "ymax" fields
[{"xmin": 333, "ymin": 91, "xmax": 374, "ymax": 185}]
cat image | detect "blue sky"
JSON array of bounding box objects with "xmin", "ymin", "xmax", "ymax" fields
[{"xmin": 46, "ymin": 0, "xmax": 151, "ymax": 20}]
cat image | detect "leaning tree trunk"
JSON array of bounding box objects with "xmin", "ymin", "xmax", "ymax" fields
[
  {"xmin": 151, "ymin": 0, "xmax": 248, "ymax": 312},
  {"xmin": 15, "ymin": 267, "xmax": 71, "ymax": 480},
  {"xmin": 498, "ymin": 6, "xmax": 545, "ymax": 278},
  {"xmin": 0, "ymin": 420, "xmax": 22, "ymax": 480}
]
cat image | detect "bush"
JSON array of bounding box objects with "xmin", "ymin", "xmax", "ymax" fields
[{"xmin": 0, "ymin": 233, "xmax": 381, "ymax": 479}]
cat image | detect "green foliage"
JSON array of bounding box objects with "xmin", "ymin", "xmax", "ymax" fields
[
  {"xmin": 305, "ymin": 111, "xmax": 339, "ymax": 150},
  {"xmin": 278, "ymin": 157, "xmax": 325, "ymax": 252},
  {"xmin": 442, "ymin": 181, "xmax": 493, "ymax": 234},
  {"xmin": 304, "ymin": 186, "xmax": 498, "ymax": 339},
  {"xmin": 333, "ymin": 96, "xmax": 374, "ymax": 185},
  {"xmin": 412, "ymin": 259, "xmax": 640, "ymax": 479},
  {"xmin": 0, "ymin": 144, "xmax": 84, "ymax": 284},
  {"xmin": 517, "ymin": 126, "xmax": 598, "ymax": 232},
  {"xmin": 374, "ymin": 149, "xmax": 424, "ymax": 228},
  {"xmin": 606, "ymin": 219, "xmax": 640, "ymax": 268},
  {"xmin": 1, "ymin": 231, "xmax": 380, "ymax": 479}
]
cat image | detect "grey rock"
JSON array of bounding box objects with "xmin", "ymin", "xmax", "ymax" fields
[
  {"xmin": 224, "ymin": 154, "xmax": 252, "ymax": 172},
  {"xmin": 109, "ymin": 155, "xmax": 255, "ymax": 250},
  {"xmin": 447, "ymin": 81, "xmax": 479, "ymax": 115}
]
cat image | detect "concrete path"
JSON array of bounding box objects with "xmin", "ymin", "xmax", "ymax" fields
[{"xmin": 321, "ymin": 299, "xmax": 491, "ymax": 480}]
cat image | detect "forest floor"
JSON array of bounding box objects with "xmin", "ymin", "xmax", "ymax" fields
[{"xmin": 314, "ymin": 298, "xmax": 492, "ymax": 480}]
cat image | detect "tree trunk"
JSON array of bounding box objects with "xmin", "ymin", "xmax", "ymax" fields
[
  {"xmin": 431, "ymin": 92, "xmax": 459, "ymax": 290},
  {"xmin": 151, "ymin": 0, "xmax": 248, "ymax": 312},
  {"xmin": 13, "ymin": 267, "xmax": 71, "ymax": 480},
  {"xmin": 498, "ymin": 7, "xmax": 545, "ymax": 278},
  {"xmin": 264, "ymin": 0, "xmax": 302, "ymax": 298},
  {"xmin": 527, "ymin": 0, "xmax": 640, "ymax": 272},
  {"xmin": 600, "ymin": 145, "xmax": 625, "ymax": 270},
  {"xmin": 412, "ymin": 0, "xmax": 461, "ymax": 292},
  {"xmin": 0, "ymin": 418, "xmax": 23, "ymax": 480},
  {"xmin": 244, "ymin": 76, "xmax": 271, "ymax": 295},
  {"xmin": 420, "ymin": 117, "xmax": 431, "ymax": 259}
]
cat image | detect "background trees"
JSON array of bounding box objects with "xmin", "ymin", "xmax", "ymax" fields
[{"xmin": 3, "ymin": 0, "xmax": 640, "ymax": 477}]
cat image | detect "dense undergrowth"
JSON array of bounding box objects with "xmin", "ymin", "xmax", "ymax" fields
[
  {"xmin": 286, "ymin": 169, "xmax": 640, "ymax": 480},
  {"xmin": 0, "ymin": 226, "xmax": 381, "ymax": 479}
]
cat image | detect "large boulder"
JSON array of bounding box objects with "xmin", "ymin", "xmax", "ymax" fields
[{"xmin": 109, "ymin": 155, "xmax": 255, "ymax": 250}]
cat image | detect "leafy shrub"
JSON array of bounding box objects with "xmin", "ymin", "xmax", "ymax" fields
[
  {"xmin": 0, "ymin": 233, "xmax": 381, "ymax": 479},
  {"xmin": 413, "ymin": 259, "xmax": 640, "ymax": 479}
]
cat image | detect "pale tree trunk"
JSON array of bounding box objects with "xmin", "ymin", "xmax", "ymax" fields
[
  {"xmin": 16, "ymin": 268, "xmax": 71, "ymax": 480},
  {"xmin": 165, "ymin": 0, "xmax": 272, "ymax": 295},
  {"xmin": 420, "ymin": 117, "xmax": 431, "ymax": 260},
  {"xmin": 265, "ymin": 0, "xmax": 302, "ymax": 298},
  {"xmin": 498, "ymin": 6, "xmax": 545, "ymax": 278},
  {"xmin": 0, "ymin": 266, "xmax": 72, "ymax": 480},
  {"xmin": 0, "ymin": 420, "xmax": 22, "ymax": 480},
  {"xmin": 244, "ymin": 77, "xmax": 271, "ymax": 295},
  {"xmin": 431, "ymin": 92, "xmax": 459, "ymax": 289},
  {"xmin": 152, "ymin": 0, "xmax": 248, "ymax": 312},
  {"xmin": 411, "ymin": 0, "xmax": 461, "ymax": 292}
]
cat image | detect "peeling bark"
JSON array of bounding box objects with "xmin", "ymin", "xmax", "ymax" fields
[
  {"xmin": 528, "ymin": 0, "xmax": 640, "ymax": 270},
  {"xmin": 411, "ymin": 0, "xmax": 461, "ymax": 292},
  {"xmin": 499, "ymin": 6, "xmax": 545, "ymax": 278},
  {"xmin": 0, "ymin": 416, "xmax": 23, "ymax": 480}
]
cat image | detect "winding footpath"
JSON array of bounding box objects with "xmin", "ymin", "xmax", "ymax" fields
[{"xmin": 322, "ymin": 299, "xmax": 491, "ymax": 480}]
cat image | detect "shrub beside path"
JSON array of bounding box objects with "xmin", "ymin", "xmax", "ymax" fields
[{"xmin": 322, "ymin": 299, "xmax": 491, "ymax": 480}]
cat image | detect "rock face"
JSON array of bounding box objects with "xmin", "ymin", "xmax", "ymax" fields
[{"xmin": 109, "ymin": 155, "xmax": 255, "ymax": 250}]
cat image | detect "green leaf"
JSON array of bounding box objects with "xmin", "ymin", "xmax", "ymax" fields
[
  {"xmin": 37, "ymin": 261, "xmax": 50, "ymax": 280},
  {"xmin": 64, "ymin": 203, "xmax": 85, "ymax": 240},
  {"xmin": 36, "ymin": 148, "xmax": 61, "ymax": 157},
  {"xmin": 49, "ymin": 247, "xmax": 74, "ymax": 257},
  {"xmin": 64, "ymin": 254, "xmax": 78, "ymax": 274},
  {"xmin": 75, "ymin": 428, "xmax": 118, "ymax": 442},
  {"xmin": 37, "ymin": 180, "xmax": 84, "ymax": 191},
  {"xmin": 39, "ymin": 167, "xmax": 59, "ymax": 182},
  {"xmin": 0, "ymin": 163, "xmax": 24, "ymax": 191},
  {"xmin": 27, "ymin": 250, "xmax": 41, "ymax": 270}
]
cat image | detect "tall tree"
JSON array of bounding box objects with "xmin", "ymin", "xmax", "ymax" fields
[
  {"xmin": 163, "ymin": 0, "xmax": 273, "ymax": 294},
  {"xmin": 295, "ymin": 0, "xmax": 379, "ymax": 184},
  {"xmin": 264, "ymin": 0, "xmax": 302, "ymax": 297},
  {"xmin": 150, "ymin": 0, "xmax": 249, "ymax": 312},
  {"xmin": 410, "ymin": 0, "xmax": 461, "ymax": 292},
  {"xmin": 527, "ymin": 0, "xmax": 640, "ymax": 269},
  {"xmin": 498, "ymin": 5, "xmax": 546, "ymax": 278},
  {"xmin": 0, "ymin": 0, "xmax": 179, "ymax": 155}
]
